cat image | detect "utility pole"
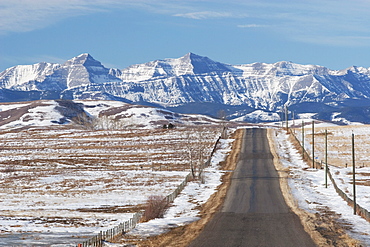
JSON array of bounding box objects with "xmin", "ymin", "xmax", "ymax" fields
[
  {"xmin": 312, "ymin": 120, "xmax": 315, "ymax": 169},
  {"xmin": 325, "ymin": 129, "xmax": 328, "ymax": 188},
  {"xmin": 352, "ymin": 133, "xmax": 356, "ymax": 215},
  {"xmin": 302, "ymin": 120, "xmax": 305, "ymax": 159},
  {"xmin": 285, "ymin": 105, "xmax": 288, "ymax": 131},
  {"xmin": 281, "ymin": 111, "xmax": 283, "ymax": 128}
]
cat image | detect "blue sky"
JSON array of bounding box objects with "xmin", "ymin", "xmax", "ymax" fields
[{"xmin": 1, "ymin": 0, "xmax": 370, "ymax": 71}]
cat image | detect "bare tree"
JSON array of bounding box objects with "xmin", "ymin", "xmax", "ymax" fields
[
  {"xmin": 184, "ymin": 127, "xmax": 209, "ymax": 181},
  {"xmin": 90, "ymin": 115, "xmax": 136, "ymax": 130}
]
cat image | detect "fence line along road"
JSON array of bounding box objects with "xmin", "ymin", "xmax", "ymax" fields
[
  {"xmin": 77, "ymin": 211, "xmax": 142, "ymax": 247},
  {"xmin": 289, "ymin": 129, "xmax": 370, "ymax": 222}
]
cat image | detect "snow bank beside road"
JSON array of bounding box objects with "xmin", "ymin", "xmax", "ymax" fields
[{"xmin": 273, "ymin": 130, "xmax": 370, "ymax": 245}]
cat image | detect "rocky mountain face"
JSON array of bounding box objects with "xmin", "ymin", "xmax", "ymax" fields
[{"xmin": 1, "ymin": 53, "xmax": 370, "ymax": 123}]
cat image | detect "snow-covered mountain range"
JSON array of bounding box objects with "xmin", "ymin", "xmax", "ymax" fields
[{"xmin": 1, "ymin": 53, "xmax": 370, "ymax": 123}]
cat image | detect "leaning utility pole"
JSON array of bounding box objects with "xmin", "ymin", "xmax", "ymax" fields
[
  {"xmin": 302, "ymin": 121, "xmax": 305, "ymax": 159},
  {"xmin": 352, "ymin": 133, "xmax": 356, "ymax": 215}
]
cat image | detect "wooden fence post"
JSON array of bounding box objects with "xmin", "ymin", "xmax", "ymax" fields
[
  {"xmin": 352, "ymin": 133, "xmax": 356, "ymax": 215},
  {"xmin": 325, "ymin": 129, "xmax": 328, "ymax": 188}
]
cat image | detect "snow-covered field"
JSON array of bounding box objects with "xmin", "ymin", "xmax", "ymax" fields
[
  {"xmin": 0, "ymin": 100, "xmax": 227, "ymax": 246},
  {"xmin": 1, "ymin": 99, "xmax": 369, "ymax": 246},
  {"xmin": 274, "ymin": 129, "xmax": 370, "ymax": 245}
]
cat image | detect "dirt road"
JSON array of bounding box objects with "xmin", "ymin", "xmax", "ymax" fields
[{"xmin": 189, "ymin": 128, "xmax": 316, "ymax": 247}]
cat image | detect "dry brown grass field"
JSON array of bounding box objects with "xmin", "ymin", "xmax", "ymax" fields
[{"xmin": 294, "ymin": 124, "xmax": 370, "ymax": 168}]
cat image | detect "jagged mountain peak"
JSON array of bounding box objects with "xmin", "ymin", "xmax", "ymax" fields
[
  {"xmin": 63, "ymin": 53, "xmax": 104, "ymax": 68},
  {"xmin": 260, "ymin": 60, "xmax": 328, "ymax": 76},
  {"xmin": 274, "ymin": 60, "xmax": 294, "ymax": 67},
  {"xmin": 167, "ymin": 52, "xmax": 233, "ymax": 75},
  {"xmin": 119, "ymin": 52, "xmax": 233, "ymax": 80},
  {"xmin": 347, "ymin": 65, "xmax": 370, "ymax": 74},
  {"xmin": 179, "ymin": 52, "xmax": 206, "ymax": 61}
]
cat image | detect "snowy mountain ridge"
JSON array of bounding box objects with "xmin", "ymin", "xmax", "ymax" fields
[{"xmin": 1, "ymin": 53, "xmax": 370, "ymax": 123}]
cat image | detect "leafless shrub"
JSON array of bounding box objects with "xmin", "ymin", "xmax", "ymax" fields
[
  {"xmin": 91, "ymin": 115, "xmax": 136, "ymax": 130},
  {"xmin": 142, "ymin": 195, "xmax": 168, "ymax": 221}
]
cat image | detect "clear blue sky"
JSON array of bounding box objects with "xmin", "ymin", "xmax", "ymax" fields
[{"xmin": 1, "ymin": 0, "xmax": 370, "ymax": 71}]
